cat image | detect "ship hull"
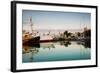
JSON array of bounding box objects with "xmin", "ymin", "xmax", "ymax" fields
[{"xmin": 23, "ymin": 36, "xmax": 40, "ymax": 47}]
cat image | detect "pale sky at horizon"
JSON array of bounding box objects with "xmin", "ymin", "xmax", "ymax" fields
[{"xmin": 22, "ymin": 10, "xmax": 91, "ymax": 32}]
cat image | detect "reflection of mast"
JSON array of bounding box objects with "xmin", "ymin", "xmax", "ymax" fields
[
  {"xmin": 23, "ymin": 46, "xmax": 39, "ymax": 62},
  {"xmin": 29, "ymin": 48, "xmax": 39, "ymax": 62}
]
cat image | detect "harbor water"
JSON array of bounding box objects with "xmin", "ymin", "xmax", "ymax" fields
[{"xmin": 22, "ymin": 41, "xmax": 91, "ymax": 63}]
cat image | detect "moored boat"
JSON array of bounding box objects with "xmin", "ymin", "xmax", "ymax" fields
[
  {"xmin": 23, "ymin": 36, "xmax": 40, "ymax": 46},
  {"xmin": 23, "ymin": 17, "xmax": 40, "ymax": 46}
]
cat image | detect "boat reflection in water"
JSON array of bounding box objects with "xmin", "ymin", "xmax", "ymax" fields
[
  {"xmin": 23, "ymin": 45, "xmax": 40, "ymax": 62},
  {"xmin": 22, "ymin": 40, "xmax": 91, "ymax": 63}
]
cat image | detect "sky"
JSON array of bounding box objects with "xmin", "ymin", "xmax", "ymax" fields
[{"xmin": 22, "ymin": 10, "xmax": 91, "ymax": 32}]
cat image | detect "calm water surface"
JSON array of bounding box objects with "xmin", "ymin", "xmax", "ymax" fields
[{"xmin": 22, "ymin": 41, "xmax": 91, "ymax": 63}]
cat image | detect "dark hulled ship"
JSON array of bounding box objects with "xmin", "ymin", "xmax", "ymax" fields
[{"xmin": 23, "ymin": 17, "xmax": 40, "ymax": 47}]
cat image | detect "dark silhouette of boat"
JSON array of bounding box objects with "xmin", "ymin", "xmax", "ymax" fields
[
  {"xmin": 23, "ymin": 36, "xmax": 40, "ymax": 47},
  {"xmin": 23, "ymin": 17, "xmax": 40, "ymax": 46}
]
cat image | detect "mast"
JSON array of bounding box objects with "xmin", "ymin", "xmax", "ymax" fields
[{"xmin": 30, "ymin": 17, "xmax": 34, "ymax": 34}]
